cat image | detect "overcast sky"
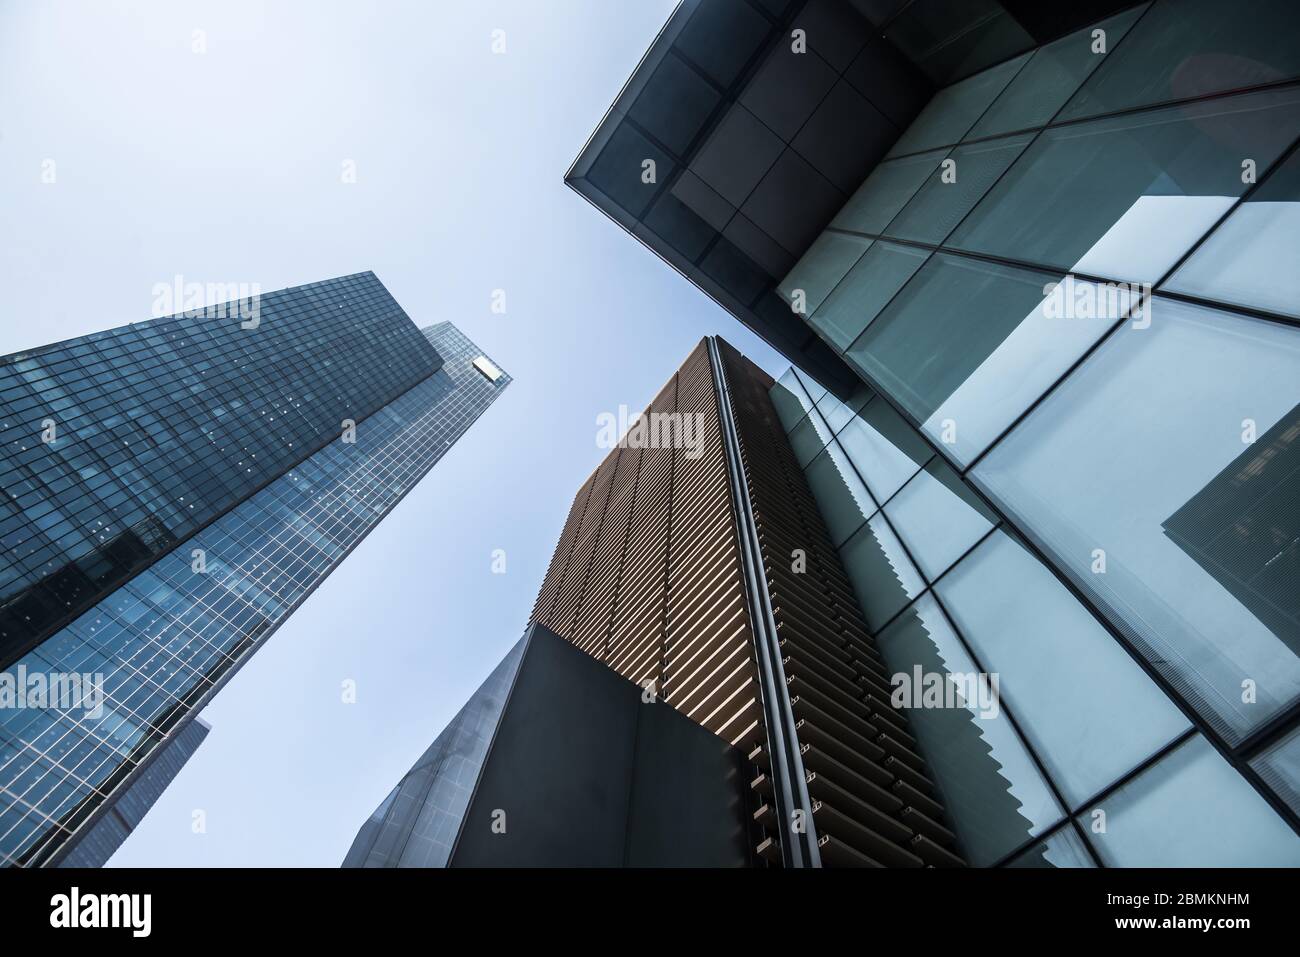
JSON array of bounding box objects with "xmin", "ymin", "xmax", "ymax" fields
[{"xmin": 0, "ymin": 0, "xmax": 787, "ymax": 866}]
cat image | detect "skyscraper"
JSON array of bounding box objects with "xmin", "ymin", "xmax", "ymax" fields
[
  {"xmin": 345, "ymin": 338, "xmax": 960, "ymax": 868},
  {"xmin": 0, "ymin": 273, "xmax": 510, "ymax": 866},
  {"xmin": 570, "ymin": 0, "xmax": 1300, "ymax": 864},
  {"xmin": 343, "ymin": 622, "xmax": 753, "ymax": 868},
  {"xmin": 527, "ymin": 337, "xmax": 961, "ymax": 867}
]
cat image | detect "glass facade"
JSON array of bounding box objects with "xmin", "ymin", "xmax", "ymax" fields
[
  {"xmin": 0, "ymin": 272, "xmax": 440, "ymax": 662},
  {"xmin": 769, "ymin": 0, "xmax": 1300, "ymax": 865},
  {"xmin": 0, "ymin": 317, "xmax": 510, "ymax": 866}
]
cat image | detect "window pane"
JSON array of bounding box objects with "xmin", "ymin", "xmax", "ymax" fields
[
  {"xmin": 975, "ymin": 299, "xmax": 1300, "ymax": 742},
  {"xmin": 841, "ymin": 513, "xmax": 924, "ymax": 631},
  {"xmin": 886, "ymin": 53, "xmax": 1029, "ymax": 156},
  {"xmin": 815, "ymin": 385, "xmax": 872, "ymax": 434},
  {"xmin": 967, "ymin": 6, "xmax": 1146, "ymax": 139},
  {"xmin": 830, "ymin": 149, "xmax": 946, "ymax": 236},
  {"xmin": 770, "ymin": 368, "xmax": 815, "ymax": 432},
  {"xmin": 1251, "ymin": 725, "xmax": 1300, "ymax": 817},
  {"xmin": 936, "ymin": 532, "xmax": 1189, "ymax": 806},
  {"xmin": 887, "ymin": 133, "xmax": 1032, "ymax": 245},
  {"xmin": 885, "ymin": 459, "xmax": 996, "ymax": 581},
  {"xmin": 1005, "ymin": 824, "xmax": 1095, "ymax": 868},
  {"xmin": 787, "ymin": 407, "xmax": 832, "ymax": 467},
  {"xmin": 810, "ymin": 240, "xmax": 930, "ymax": 350},
  {"xmin": 949, "ymin": 87, "xmax": 1300, "ymax": 283},
  {"xmin": 1081, "ymin": 735, "xmax": 1300, "ymax": 866},
  {"xmin": 1058, "ymin": 0, "xmax": 1300, "ymax": 122},
  {"xmin": 876, "ymin": 593, "xmax": 1062, "ymax": 865},
  {"xmin": 836, "ymin": 398, "xmax": 932, "ymax": 503},
  {"xmin": 804, "ymin": 444, "xmax": 874, "ymax": 547},
  {"xmin": 848, "ymin": 254, "xmax": 1128, "ymax": 464},
  {"xmin": 778, "ymin": 232, "xmax": 871, "ymax": 317},
  {"xmin": 1164, "ymin": 148, "xmax": 1300, "ymax": 318},
  {"xmin": 792, "ymin": 367, "xmax": 827, "ymax": 404}
]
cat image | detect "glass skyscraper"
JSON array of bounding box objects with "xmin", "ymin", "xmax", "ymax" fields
[
  {"xmin": 572, "ymin": 0, "xmax": 1300, "ymax": 865},
  {"xmin": 0, "ymin": 274, "xmax": 510, "ymax": 865}
]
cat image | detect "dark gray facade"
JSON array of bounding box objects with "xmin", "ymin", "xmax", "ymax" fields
[{"xmin": 343, "ymin": 623, "xmax": 752, "ymax": 868}]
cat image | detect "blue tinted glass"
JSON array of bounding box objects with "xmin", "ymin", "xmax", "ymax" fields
[
  {"xmin": 849, "ymin": 254, "xmax": 1130, "ymax": 465},
  {"xmin": 886, "ymin": 133, "xmax": 1032, "ymax": 245},
  {"xmin": 836, "ymin": 398, "xmax": 932, "ymax": 503},
  {"xmin": 840, "ymin": 513, "xmax": 924, "ymax": 631},
  {"xmin": 967, "ymin": 6, "xmax": 1146, "ymax": 139},
  {"xmin": 1059, "ymin": 0, "xmax": 1300, "ymax": 122},
  {"xmin": 778, "ymin": 232, "xmax": 872, "ymax": 317},
  {"xmin": 1165, "ymin": 148, "xmax": 1300, "ymax": 318},
  {"xmin": 1081, "ymin": 735, "xmax": 1300, "ymax": 866},
  {"xmin": 885, "ymin": 459, "xmax": 995, "ymax": 581},
  {"xmin": 937, "ymin": 532, "xmax": 1189, "ymax": 806},
  {"xmin": 0, "ymin": 325, "xmax": 508, "ymax": 865},
  {"xmin": 1251, "ymin": 725, "xmax": 1300, "ymax": 817},
  {"xmin": 886, "ymin": 53, "xmax": 1029, "ymax": 156},
  {"xmin": 876, "ymin": 593, "xmax": 1062, "ymax": 865},
  {"xmin": 975, "ymin": 299, "xmax": 1300, "ymax": 743},
  {"xmin": 810, "ymin": 240, "xmax": 930, "ymax": 350},
  {"xmin": 949, "ymin": 87, "xmax": 1300, "ymax": 283},
  {"xmin": 805, "ymin": 444, "xmax": 875, "ymax": 546},
  {"xmin": 830, "ymin": 149, "xmax": 947, "ymax": 235},
  {"xmin": 0, "ymin": 274, "xmax": 441, "ymax": 659},
  {"xmin": 1005, "ymin": 825, "xmax": 1095, "ymax": 868}
]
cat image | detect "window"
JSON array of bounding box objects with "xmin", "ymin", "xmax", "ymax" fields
[
  {"xmin": 937, "ymin": 531, "xmax": 1188, "ymax": 805},
  {"xmin": 975, "ymin": 299, "xmax": 1300, "ymax": 742}
]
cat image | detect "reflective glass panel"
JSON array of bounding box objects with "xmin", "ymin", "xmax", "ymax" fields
[
  {"xmin": 1164, "ymin": 148, "xmax": 1300, "ymax": 318},
  {"xmin": 840, "ymin": 513, "xmax": 924, "ymax": 631},
  {"xmin": 886, "ymin": 133, "xmax": 1033, "ymax": 245},
  {"xmin": 1081, "ymin": 735, "xmax": 1300, "ymax": 867},
  {"xmin": 886, "ymin": 53, "xmax": 1030, "ymax": 156},
  {"xmin": 966, "ymin": 6, "xmax": 1146, "ymax": 139},
  {"xmin": 848, "ymin": 254, "xmax": 1129, "ymax": 465},
  {"xmin": 1059, "ymin": 0, "xmax": 1300, "ymax": 122},
  {"xmin": 778, "ymin": 232, "xmax": 871, "ymax": 317},
  {"xmin": 885, "ymin": 459, "xmax": 996, "ymax": 581},
  {"xmin": 975, "ymin": 299, "xmax": 1300, "ymax": 742},
  {"xmin": 1005, "ymin": 825, "xmax": 1095, "ymax": 868},
  {"xmin": 830, "ymin": 149, "xmax": 947, "ymax": 236},
  {"xmin": 810, "ymin": 240, "xmax": 930, "ymax": 351},
  {"xmin": 937, "ymin": 532, "xmax": 1190, "ymax": 806},
  {"xmin": 1251, "ymin": 725, "xmax": 1300, "ymax": 817},
  {"xmin": 949, "ymin": 87, "xmax": 1300, "ymax": 283},
  {"xmin": 770, "ymin": 368, "xmax": 815, "ymax": 431},
  {"xmin": 836, "ymin": 398, "xmax": 932, "ymax": 503},
  {"xmin": 804, "ymin": 444, "xmax": 874, "ymax": 547},
  {"xmin": 877, "ymin": 594, "xmax": 1062, "ymax": 865}
]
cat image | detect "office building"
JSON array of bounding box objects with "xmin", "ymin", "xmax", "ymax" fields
[
  {"xmin": 0, "ymin": 274, "xmax": 510, "ymax": 865},
  {"xmin": 571, "ymin": 0, "xmax": 1300, "ymax": 864},
  {"xmin": 344, "ymin": 623, "xmax": 752, "ymax": 868},
  {"xmin": 528, "ymin": 338, "xmax": 962, "ymax": 867}
]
